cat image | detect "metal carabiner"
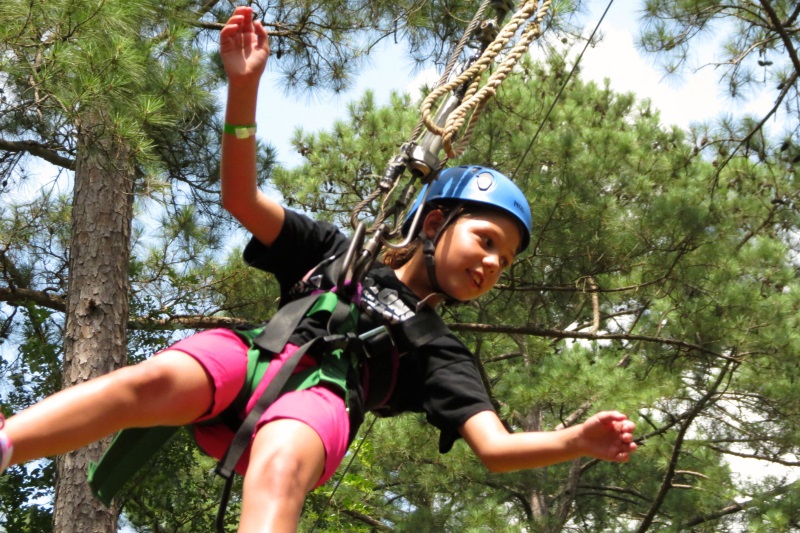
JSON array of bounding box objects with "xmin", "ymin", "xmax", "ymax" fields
[{"xmin": 336, "ymin": 221, "xmax": 366, "ymax": 297}]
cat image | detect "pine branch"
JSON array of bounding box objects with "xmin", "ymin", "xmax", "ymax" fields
[
  {"xmin": 683, "ymin": 479, "xmax": 800, "ymax": 528},
  {"xmin": 0, "ymin": 286, "xmax": 249, "ymax": 329},
  {"xmin": 758, "ymin": 0, "xmax": 800, "ymax": 74},
  {"xmin": 709, "ymin": 69, "xmax": 799, "ymax": 194},
  {"xmin": 0, "ymin": 286, "xmax": 65, "ymax": 311},
  {"xmin": 683, "ymin": 502, "xmax": 744, "ymax": 528},
  {"xmin": 475, "ymin": 478, "xmax": 534, "ymax": 522},
  {"xmin": 0, "ymin": 284, "xmax": 748, "ymax": 366},
  {"xmin": 195, "ymin": 0, "xmax": 221, "ymax": 18},
  {"xmin": 635, "ymin": 362, "xmax": 734, "ymax": 533},
  {"xmin": 450, "ymin": 322, "xmax": 741, "ymax": 362},
  {"xmin": 578, "ymin": 483, "xmax": 649, "ymax": 502},
  {"xmin": 339, "ymin": 508, "xmax": 394, "ymax": 531},
  {"xmin": 191, "ymin": 19, "xmax": 294, "ymax": 37},
  {"xmin": 129, "ymin": 315, "xmax": 244, "ymax": 330},
  {"xmin": 707, "ymin": 445, "xmax": 800, "ymax": 467},
  {"xmin": 553, "ymin": 460, "xmax": 582, "ymax": 528},
  {"xmin": 0, "ymin": 137, "xmax": 75, "ymax": 170},
  {"xmin": 787, "ymin": 3, "xmax": 800, "ymax": 26}
]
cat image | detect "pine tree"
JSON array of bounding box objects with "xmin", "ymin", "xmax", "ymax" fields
[{"xmin": 270, "ymin": 50, "xmax": 800, "ymax": 531}]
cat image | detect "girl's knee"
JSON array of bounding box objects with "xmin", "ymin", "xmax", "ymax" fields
[
  {"xmin": 107, "ymin": 356, "xmax": 178, "ymax": 403},
  {"xmin": 239, "ymin": 424, "xmax": 320, "ymax": 532},
  {"xmin": 102, "ymin": 351, "xmax": 213, "ymax": 424},
  {"xmin": 246, "ymin": 419, "xmax": 326, "ymax": 496}
]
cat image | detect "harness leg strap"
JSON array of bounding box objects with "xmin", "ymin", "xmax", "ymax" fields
[{"xmin": 214, "ymin": 335, "xmax": 337, "ymax": 533}]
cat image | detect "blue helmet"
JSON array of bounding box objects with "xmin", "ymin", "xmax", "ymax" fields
[{"xmin": 402, "ymin": 165, "xmax": 532, "ymax": 252}]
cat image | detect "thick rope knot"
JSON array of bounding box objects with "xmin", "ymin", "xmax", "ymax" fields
[{"xmin": 421, "ymin": 0, "xmax": 552, "ymax": 158}]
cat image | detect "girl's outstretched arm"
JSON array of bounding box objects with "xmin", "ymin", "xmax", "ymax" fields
[
  {"xmin": 219, "ymin": 6, "xmax": 285, "ymax": 247},
  {"xmin": 459, "ymin": 410, "xmax": 637, "ymax": 473}
]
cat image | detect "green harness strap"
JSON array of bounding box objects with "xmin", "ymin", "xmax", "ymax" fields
[
  {"xmin": 88, "ymin": 426, "xmax": 179, "ymax": 507},
  {"xmin": 87, "ymin": 291, "xmax": 356, "ymax": 507}
]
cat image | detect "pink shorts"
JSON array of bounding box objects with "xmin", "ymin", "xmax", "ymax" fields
[{"xmin": 162, "ymin": 328, "xmax": 350, "ymax": 487}]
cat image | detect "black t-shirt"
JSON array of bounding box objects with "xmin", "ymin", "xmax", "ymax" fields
[{"xmin": 243, "ymin": 209, "xmax": 495, "ymax": 452}]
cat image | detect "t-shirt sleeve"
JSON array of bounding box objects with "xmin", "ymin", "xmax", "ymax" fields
[
  {"xmin": 242, "ymin": 209, "xmax": 349, "ymax": 290},
  {"xmin": 419, "ymin": 337, "xmax": 496, "ymax": 453}
]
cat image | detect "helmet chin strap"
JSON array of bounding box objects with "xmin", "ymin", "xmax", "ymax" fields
[{"xmin": 419, "ymin": 205, "xmax": 465, "ymax": 305}]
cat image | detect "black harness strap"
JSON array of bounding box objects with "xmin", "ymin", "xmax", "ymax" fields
[
  {"xmin": 215, "ymin": 298, "xmax": 355, "ymax": 533},
  {"xmin": 359, "ymin": 326, "xmax": 397, "ymax": 411},
  {"xmin": 394, "ymin": 308, "xmax": 450, "ymax": 349},
  {"xmin": 251, "ymin": 293, "xmax": 321, "ymax": 354}
]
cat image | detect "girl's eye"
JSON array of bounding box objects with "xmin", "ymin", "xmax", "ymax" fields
[{"xmin": 482, "ymin": 234, "xmax": 511, "ymax": 268}]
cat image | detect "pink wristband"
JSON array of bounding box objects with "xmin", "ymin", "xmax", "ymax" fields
[{"xmin": 0, "ymin": 417, "xmax": 13, "ymax": 472}]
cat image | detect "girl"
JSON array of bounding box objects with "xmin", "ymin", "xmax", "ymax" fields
[{"xmin": 0, "ymin": 7, "xmax": 637, "ymax": 532}]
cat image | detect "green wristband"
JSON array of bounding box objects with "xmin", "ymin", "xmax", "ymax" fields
[{"xmin": 223, "ymin": 123, "xmax": 257, "ymax": 139}]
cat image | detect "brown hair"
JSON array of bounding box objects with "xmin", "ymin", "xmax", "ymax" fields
[
  {"xmin": 380, "ymin": 203, "xmax": 460, "ymax": 269},
  {"xmin": 381, "ymin": 240, "xmax": 421, "ymax": 269}
]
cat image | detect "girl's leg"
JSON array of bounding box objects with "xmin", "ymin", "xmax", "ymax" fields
[
  {"xmin": 4, "ymin": 349, "xmax": 214, "ymax": 465},
  {"xmin": 238, "ymin": 419, "xmax": 327, "ymax": 533}
]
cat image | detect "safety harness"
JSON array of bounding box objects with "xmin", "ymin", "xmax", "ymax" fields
[{"xmin": 87, "ymin": 253, "xmax": 450, "ymax": 532}]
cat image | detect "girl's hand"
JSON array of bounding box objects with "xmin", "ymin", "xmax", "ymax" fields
[
  {"xmin": 220, "ymin": 6, "xmax": 270, "ymax": 87},
  {"xmin": 579, "ymin": 411, "xmax": 637, "ymax": 462}
]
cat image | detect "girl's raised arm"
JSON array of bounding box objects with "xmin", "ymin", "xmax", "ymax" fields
[{"xmin": 219, "ymin": 6, "xmax": 285, "ymax": 247}]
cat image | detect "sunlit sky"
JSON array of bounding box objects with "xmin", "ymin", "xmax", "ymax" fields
[{"xmin": 256, "ymin": 1, "xmax": 774, "ymax": 170}]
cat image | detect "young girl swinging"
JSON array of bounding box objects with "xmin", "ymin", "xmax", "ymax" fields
[{"xmin": 0, "ymin": 6, "xmax": 637, "ymax": 532}]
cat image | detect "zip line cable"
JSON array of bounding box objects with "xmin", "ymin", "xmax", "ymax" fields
[{"xmin": 511, "ymin": 0, "xmax": 615, "ymax": 180}]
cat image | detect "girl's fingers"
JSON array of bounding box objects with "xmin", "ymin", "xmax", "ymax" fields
[
  {"xmin": 240, "ymin": 10, "xmax": 254, "ymax": 34},
  {"xmin": 254, "ymin": 21, "xmax": 269, "ymax": 54}
]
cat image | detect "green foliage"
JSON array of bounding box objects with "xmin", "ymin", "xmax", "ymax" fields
[
  {"xmin": 0, "ymin": 301, "xmax": 63, "ymax": 529},
  {"xmin": 117, "ymin": 430, "xmax": 241, "ymax": 532},
  {"xmin": 1, "ymin": 0, "xmax": 800, "ymax": 531},
  {"xmin": 272, "ymin": 90, "xmax": 420, "ymax": 226},
  {"xmin": 264, "ymin": 46, "xmax": 800, "ymax": 531}
]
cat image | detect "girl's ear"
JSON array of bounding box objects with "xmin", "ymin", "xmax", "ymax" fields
[{"xmin": 422, "ymin": 209, "xmax": 446, "ymax": 239}]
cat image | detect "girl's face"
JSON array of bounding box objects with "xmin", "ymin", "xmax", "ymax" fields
[{"xmin": 432, "ymin": 210, "xmax": 522, "ymax": 301}]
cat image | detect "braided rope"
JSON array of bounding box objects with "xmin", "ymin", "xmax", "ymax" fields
[
  {"xmin": 349, "ymin": 1, "xmax": 551, "ymax": 242},
  {"xmin": 408, "ymin": 0, "xmax": 493, "ymax": 143},
  {"xmin": 349, "ymin": 2, "xmax": 492, "ymax": 232},
  {"xmin": 419, "ymin": 0, "xmax": 552, "ymax": 158}
]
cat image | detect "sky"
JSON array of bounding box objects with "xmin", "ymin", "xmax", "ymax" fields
[{"xmin": 254, "ymin": 1, "xmax": 774, "ymax": 170}]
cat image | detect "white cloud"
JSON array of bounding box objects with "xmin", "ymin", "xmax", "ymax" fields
[
  {"xmin": 577, "ymin": 13, "xmax": 774, "ymax": 131},
  {"xmin": 579, "ymin": 26, "xmax": 725, "ymax": 129}
]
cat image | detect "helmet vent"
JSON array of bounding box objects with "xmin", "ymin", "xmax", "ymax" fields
[{"xmin": 476, "ymin": 172, "xmax": 494, "ymax": 191}]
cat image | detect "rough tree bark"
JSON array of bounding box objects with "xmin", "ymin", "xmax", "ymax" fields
[{"xmin": 53, "ymin": 118, "xmax": 135, "ymax": 532}]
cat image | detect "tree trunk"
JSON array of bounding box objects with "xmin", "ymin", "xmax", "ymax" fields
[{"xmin": 53, "ymin": 119, "xmax": 135, "ymax": 532}]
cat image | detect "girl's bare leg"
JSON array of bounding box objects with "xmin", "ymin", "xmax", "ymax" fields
[
  {"xmin": 3, "ymin": 350, "xmax": 214, "ymax": 464},
  {"xmin": 238, "ymin": 419, "xmax": 327, "ymax": 533}
]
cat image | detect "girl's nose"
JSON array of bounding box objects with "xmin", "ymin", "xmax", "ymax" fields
[{"xmin": 484, "ymin": 253, "xmax": 501, "ymax": 273}]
